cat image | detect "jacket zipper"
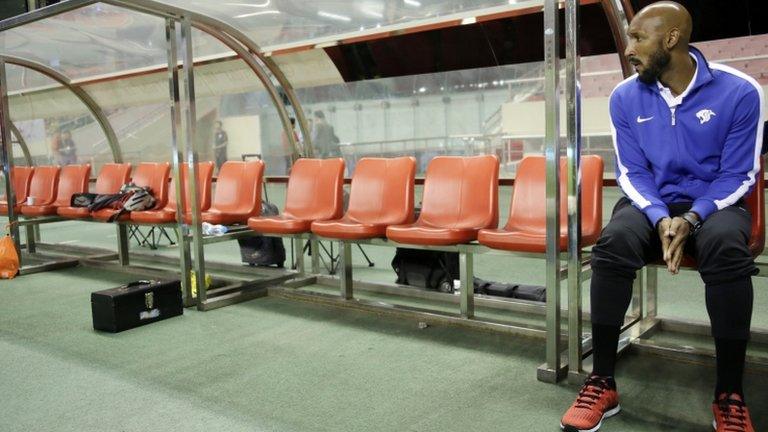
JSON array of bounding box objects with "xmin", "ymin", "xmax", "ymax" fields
[{"xmin": 671, "ymin": 107, "xmax": 677, "ymax": 126}]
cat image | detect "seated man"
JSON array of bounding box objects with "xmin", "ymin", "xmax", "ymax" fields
[{"xmin": 560, "ymin": 2, "xmax": 762, "ymax": 431}]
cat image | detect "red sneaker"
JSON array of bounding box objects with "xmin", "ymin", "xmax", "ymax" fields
[
  {"xmin": 560, "ymin": 375, "xmax": 620, "ymax": 432},
  {"xmin": 712, "ymin": 393, "xmax": 754, "ymax": 432}
]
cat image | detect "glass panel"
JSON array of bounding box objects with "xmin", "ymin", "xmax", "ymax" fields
[
  {"xmin": 190, "ymin": 29, "xmax": 292, "ymax": 177},
  {"xmin": 0, "ymin": 3, "xmax": 169, "ymax": 81},
  {"xmin": 155, "ymin": 0, "xmax": 535, "ymax": 51},
  {"xmin": 287, "ymin": 60, "xmax": 546, "ymax": 177},
  {"xmin": 6, "ymin": 65, "xmax": 110, "ymax": 168}
]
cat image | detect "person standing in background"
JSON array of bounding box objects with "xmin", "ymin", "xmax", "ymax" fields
[
  {"xmin": 53, "ymin": 130, "xmax": 77, "ymax": 165},
  {"xmin": 278, "ymin": 117, "xmax": 298, "ymax": 174},
  {"xmin": 311, "ymin": 110, "xmax": 340, "ymax": 158},
  {"xmin": 213, "ymin": 120, "xmax": 228, "ymax": 170}
]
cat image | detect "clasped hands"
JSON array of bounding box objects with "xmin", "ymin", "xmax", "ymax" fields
[{"xmin": 657, "ymin": 216, "xmax": 691, "ymax": 274}]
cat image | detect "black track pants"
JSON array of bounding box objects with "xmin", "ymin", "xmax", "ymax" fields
[{"xmin": 590, "ymin": 197, "xmax": 756, "ymax": 340}]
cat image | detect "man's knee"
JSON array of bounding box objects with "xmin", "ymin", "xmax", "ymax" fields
[
  {"xmin": 591, "ymin": 212, "xmax": 652, "ymax": 276},
  {"xmin": 695, "ymin": 209, "xmax": 755, "ymax": 284}
]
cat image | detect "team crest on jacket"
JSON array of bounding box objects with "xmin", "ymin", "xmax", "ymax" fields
[{"xmin": 696, "ymin": 109, "xmax": 716, "ymax": 124}]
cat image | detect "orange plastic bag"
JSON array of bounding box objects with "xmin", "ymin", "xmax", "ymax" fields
[{"xmin": 0, "ymin": 226, "xmax": 19, "ymax": 279}]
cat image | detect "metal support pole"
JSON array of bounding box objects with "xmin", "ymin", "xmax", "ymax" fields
[
  {"xmin": 25, "ymin": 224, "xmax": 36, "ymax": 254},
  {"xmin": 310, "ymin": 238, "xmax": 320, "ymax": 273},
  {"xmin": 565, "ymin": 0, "xmax": 583, "ymax": 381},
  {"xmin": 166, "ymin": 18, "xmax": 194, "ymax": 306},
  {"xmin": 116, "ymin": 224, "xmax": 129, "ymax": 265},
  {"xmin": 646, "ymin": 266, "xmax": 658, "ymax": 318},
  {"xmin": 538, "ymin": 0, "xmax": 565, "ymax": 383},
  {"xmin": 460, "ymin": 252, "xmax": 474, "ymax": 318},
  {"xmin": 293, "ymin": 237, "xmax": 305, "ymax": 275},
  {"xmin": 339, "ymin": 241, "xmax": 352, "ymax": 299},
  {"xmin": 631, "ymin": 269, "xmax": 643, "ymax": 318},
  {"xmin": 0, "ymin": 59, "xmax": 21, "ymax": 263},
  {"xmin": 178, "ymin": 17, "xmax": 206, "ymax": 310}
]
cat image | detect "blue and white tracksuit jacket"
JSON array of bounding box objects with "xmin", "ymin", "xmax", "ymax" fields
[{"xmin": 610, "ymin": 46, "xmax": 764, "ymax": 226}]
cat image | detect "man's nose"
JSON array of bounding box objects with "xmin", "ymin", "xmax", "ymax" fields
[{"xmin": 624, "ymin": 42, "xmax": 635, "ymax": 59}]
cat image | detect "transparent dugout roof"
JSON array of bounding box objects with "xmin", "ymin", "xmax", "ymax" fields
[
  {"xmin": 156, "ymin": 0, "xmax": 522, "ymax": 51},
  {"xmin": 0, "ymin": 0, "xmax": 541, "ymax": 83}
]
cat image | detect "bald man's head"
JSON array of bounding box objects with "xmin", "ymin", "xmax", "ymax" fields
[{"xmin": 625, "ymin": 1, "xmax": 693, "ymax": 83}]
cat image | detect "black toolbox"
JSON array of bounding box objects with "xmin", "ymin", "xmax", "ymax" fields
[{"xmin": 91, "ymin": 280, "xmax": 183, "ymax": 332}]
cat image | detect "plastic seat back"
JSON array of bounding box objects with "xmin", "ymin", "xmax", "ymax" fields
[
  {"xmin": 284, "ymin": 158, "xmax": 344, "ymax": 221},
  {"xmin": 419, "ymin": 155, "xmax": 499, "ymax": 230},
  {"xmin": 347, "ymin": 157, "xmax": 415, "ymax": 225},
  {"xmin": 746, "ymin": 164, "xmax": 764, "ymax": 256},
  {"xmin": 210, "ymin": 160, "xmax": 264, "ymax": 214},
  {"xmin": 52, "ymin": 164, "xmax": 91, "ymax": 206},
  {"xmin": 27, "ymin": 166, "xmax": 60, "ymax": 206},
  {"xmin": 165, "ymin": 162, "xmax": 214, "ymax": 212},
  {"xmin": 505, "ymin": 155, "xmax": 603, "ymax": 238},
  {"xmin": 94, "ymin": 163, "xmax": 132, "ymax": 194},
  {"xmin": 131, "ymin": 162, "xmax": 170, "ymax": 209},
  {"xmin": 4, "ymin": 166, "xmax": 34, "ymax": 204}
]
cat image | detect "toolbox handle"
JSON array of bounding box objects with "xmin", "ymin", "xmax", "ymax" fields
[{"xmin": 125, "ymin": 280, "xmax": 155, "ymax": 288}]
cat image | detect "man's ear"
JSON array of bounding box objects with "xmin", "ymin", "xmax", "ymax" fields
[{"xmin": 666, "ymin": 28, "xmax": 680, "ymax": 49}]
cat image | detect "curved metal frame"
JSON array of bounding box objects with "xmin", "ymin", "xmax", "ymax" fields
[
  {"xmin": 600, "ymin": 0, "xmax": 633, "ymax": 78},
  {"xmin": 1, "ymin": 55, "xmax": 122, "ymax": 162},
  {"xmin": 8, "ymin": 121, "xmax": 33, "ymax": 166}
]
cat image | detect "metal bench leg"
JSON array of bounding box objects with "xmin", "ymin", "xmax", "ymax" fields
[
  {"xmin": 339, "ymin": 241, "xmax": 353, "ymax": 299},
  {"xmin": 25, "ymin": 224, "xmax": 36, "ymax": 254},
  {"xmin": 117, "ymin": 224, "xmax": 129, "ymax": 266},
  {"xmin": 460, "ymin": 251, "xmax": 474, "ymax": 318},
  {"xmin": 293, "ymin": 237, "xmax": 305, "ymax": 275},
  {"xmin": 310, "ymin": 238, "xmax": 320, "ymax": 273},
  {"xmin": 646, "ymin": 266, "xmax": 658, "ymax": 319}
]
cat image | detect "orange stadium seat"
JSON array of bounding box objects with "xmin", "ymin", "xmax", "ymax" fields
[
  {"xmin": 386, "ymin": 155, "xmax": 499, "ymax": 246},
  {"xmin": 17, "ymin": 165, "xmax": 60, "ymax": 215},
  {"xmin": 130, "ymin": 162, "xmax": 214, "ymax": 224},
  {"xmin": 22, "ymin": 165, "xmax": 91, "ymax": 217},
  {"xmin": 57, "ymin": 163, "xmax": 131, "ymax": 219},
  {"xmin": 0, "ymin": 166, "xmax": 34, "ymax": 215},
  {"xmin": 478, "ymin": 155, "xmax": 604, "ymax": 252},
  {"xmin": 187, "ymin": 160, "xmax": 264, "ymax": 225},
  {"xmin": 311, "ymin": 157, "xmax": 415, "ymax": 240},
  {"xmin": 91, "ymin": 162, "xmax": 170, "ymax": 221},
  {"xmin": 248, "ymin": 158, "xmax": 344, "ymax": 234}
]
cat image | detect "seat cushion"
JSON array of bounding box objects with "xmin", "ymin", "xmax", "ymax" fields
[
  {"xmin": 183, "ymin": 210, "xmax": 251, "ymax": 226},
  {"xmin": 20, "ymin": 205, "xmax": 58, "ymax": 217},
  {"xmin": 130, "ymin": 210, "xmax": 177, "ymax": 224},
  {"xmin": 248, "ymin": 215, "xmax": 312, "ymax": 234},
  {"xmin": 0, "ymin": 203, "xmax": 21, "ymax": 215},
  {"xmin": 57, "ymin": 206, "xmax": 91, "ymax": 219},
  {"xmin": 311, "ymin": 217, "xmax": 387, "ymax": 240},
  {"xmin": 386, "ymin": 223, "xmax": 479, "ymax": 245},
  {"xmin": 477, "ymin": 228, "xmax": 601, "ymax": 253},
  {"xmin": 91, "ymin": 208, "xmax": 129, "ymax": 222}
]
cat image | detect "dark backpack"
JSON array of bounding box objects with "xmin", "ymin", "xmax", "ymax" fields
[
  {"xmin": 237, "ymin": 201, "xmax": 286, "ymax": 267},
  {"xmin": 391, "ymin": 248, "xmax": 459, "ymax": 292}
]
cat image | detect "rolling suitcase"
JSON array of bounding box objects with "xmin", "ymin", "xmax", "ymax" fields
[{"xmin": 91, "ymin": 280, "xmax": 183, "ymax": 332}]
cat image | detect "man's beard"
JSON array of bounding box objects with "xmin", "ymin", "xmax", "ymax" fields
[{"xmin": 637, "ymin": 46, "xmax": 671, "ymax": 84}]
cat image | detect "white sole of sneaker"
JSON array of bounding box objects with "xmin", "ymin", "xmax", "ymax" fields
[{"xmin": 560, "ymin": 405, "xmax": 622, "ymax": 432}]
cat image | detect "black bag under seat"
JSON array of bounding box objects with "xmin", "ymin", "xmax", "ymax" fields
[
  {"xmin": 391, "ymin": 248, "xmax": 459, "ymax": 293},
  {"xmin": 237, "ymin": 201, "xmax": 286, "ymax": 267}
]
